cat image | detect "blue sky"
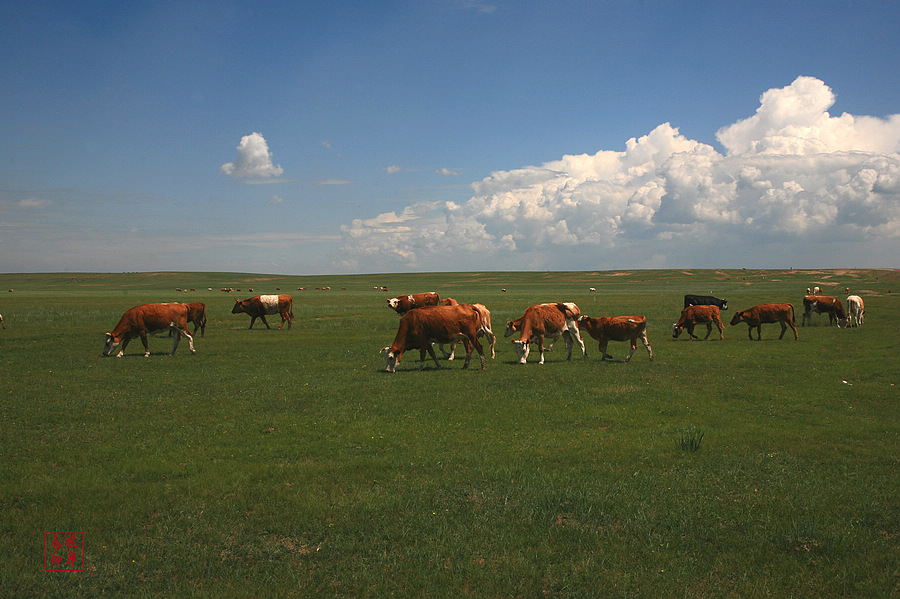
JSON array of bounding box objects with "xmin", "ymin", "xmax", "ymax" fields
[{"xmin": 2, "ymin": 0, "xmax": 899, "ymax": 274}]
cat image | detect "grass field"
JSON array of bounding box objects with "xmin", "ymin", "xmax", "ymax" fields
[{"xmin": 1, "ymin": 269, "xmax": 898, "ymax": 598}]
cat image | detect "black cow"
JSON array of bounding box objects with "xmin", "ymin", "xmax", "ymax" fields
[{"xmin": 683, "ymin": 294, "xmax": 727, "ymax": 311}]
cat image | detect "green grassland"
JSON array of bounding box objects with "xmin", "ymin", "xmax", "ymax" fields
[{"xmin": 1, "ymin": 269, "xmax": 898, "ymax": 597}]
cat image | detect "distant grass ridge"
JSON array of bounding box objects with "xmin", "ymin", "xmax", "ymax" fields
[{"xmin": 0, "ymin": 269, "xmax": 898, "ymax": 597}]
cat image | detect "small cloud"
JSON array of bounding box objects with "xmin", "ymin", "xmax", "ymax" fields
[
  {"xmin": 386, "ymin": 165, "xmax": 403, "ymax": 175},
  {"xmin": 18, "ymin": 198, "xmax": 49, "ymax": 208},
  {"xmin": 315, "ymin": 178, "xmax": 352, "ymax": 186},
  {"xmin": 270, "ymin": 195, "xmax": 285, "ymax": 205},
  {"xmin": 437, "ymin": 167, "xmax": 461, "ymax": 176},
  {"xmin": 321, "ymin": 140, "xmax": 332, "ymax": 149},
  {"xmin": 221, "ymin": 132, "xmax": 284, "ymax": 178}
]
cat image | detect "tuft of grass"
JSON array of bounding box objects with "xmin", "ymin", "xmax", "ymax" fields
[{"xmin": 679, "ymin": 426, "xmax": 705, "ymax": 452}]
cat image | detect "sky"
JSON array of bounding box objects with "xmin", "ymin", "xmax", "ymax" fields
[{"xmin": 2, "ymin": 0, "xmax": 899, "ymax": 275}]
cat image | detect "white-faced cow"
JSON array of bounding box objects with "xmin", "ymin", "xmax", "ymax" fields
[
  {"xmin": 439, "ymin": 303, "xmax": 496, "ymax": 361},
  {"xmin": 577, "ymin": 315, "xmax": 653, "ymax": 362},
  {"xmin": 386, "ymin": 292, "xmax": 440, "ymax": 315},
  {"xmin": 683, "ymin": 294, "xmax": 727, "ymax": 310},
  {"xmin": 381, "ymin": 304, "xmax": 486, "ymax": 372},
  {"xmin": 505, "ymin": 302, "xmax": 586, "ymax": 364},
  {"xmin": 729, "ymin": 304, "xmax": 798, "ymax": 340},
  {"xmin": 801, "ymin": 295, "xmax": 847, "ymax": 327},
  {"xmin": 672, "ymin": 305, "xmax": 724, "ymax": 340},
  {"xmin": 103, "ymin": 303, "xmax": 196, "ymax": 358},
  {"xmin": 846, "ymin": 295, "xmax": 865, "ymax": 327},
  {"xmin": 232, "ymin": 294, "xmax": 293, "ymax": 329}
]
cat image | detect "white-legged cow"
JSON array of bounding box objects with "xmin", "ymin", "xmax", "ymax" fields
[
  {"xmin": 381, "ymin": 304, "xmax": 486, "ymax": 372},
  {"xmin": 232, "ymin": 294, "xmax": 294, "ymax": 329},
  {"xmin": 386, "ymin": 292, "xmax": 440, "ymax": 315},
  {"xmin": 439, "ymin": 303, "xmax": 496, "ymax": 361},
  {"xmin": 801, "ymin": 295, "xmax": 847, "ymax": 327},
  {"xmin": 577, "ymin": 315, "xmax": 653, "ymax": 362},
  {"xmin": 729, "ymin": 304, "xmax": 798, "ymax": 340},
  {"xmin": 672, "ymin": 305, "xmax": 725, "ymax": 340},
  {"xmin": 846, "ymin": 295, "xmax": 865, "ymax": 327},
  {"xmin": 103, "ymin": 303, "xmax": 196, "ymax": 357},
  {"xmin": 505, "ymin": 303, "xmax": 586, "ymax": 364}
]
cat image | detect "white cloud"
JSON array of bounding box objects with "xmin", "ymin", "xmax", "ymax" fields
[
  {"xmin": 338, "ymin": 77, "xmax": 900, "ymax": 272},
  {"xmin": 386, "ymin": 165, "xmax": 403, "ymax": 174},
  {"xmin": 221, "ymin": 132, "xmax": 284, "ymax": 178},
  {"xmin": 437, "ymin": 167, "xmax": 461, "ymax": 176}
]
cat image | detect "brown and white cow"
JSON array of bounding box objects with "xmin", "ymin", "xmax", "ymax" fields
[
  {"xmin": 846, "ymin": 295, "xmax": 865, "ymax": 327},
  {"xmin": 439, "ymin": 303, "xmax": 496, "ymax": 361},
  {"xmin": 386, "ymin": 292, "xmax": 440, "ymax": 315},
  {"xmin": 729, "ymin": 304, "xmax": 798, "ymax": 340},
  {"xmin": 505, "ymin": 302, "xmax": 586, "ymax": 364},
  {"xmin": 577, "ymin": 315, "xmax": 653, "ymax": 362},
  {"xmin": 801, "ymin": 295, "xmax": 847, "ymax": 327},
  {"xmin": 0, "ymin": 313, "xmax": 4, "ymax": 329},
  {"xmin": 182, "ymin": 302, "xmax": 207, "ymax": 337},
  {"xmin": 672, "ymin": 305, "xmax": 724, "ymax": 340},
  {"xmin": 381, "ymin": 304, "xmax": 486, "ymax": 372},
  {"xmin": 231, "ymin": 294, "xmax": 293, "ymax": 329},
  {"xmin": 103, "ymin": 303, "xmax": 196, "ymax": 357}
]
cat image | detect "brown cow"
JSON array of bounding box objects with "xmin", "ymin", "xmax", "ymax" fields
[
  {"xmin": 672, "ymin": 305, "xmax": 724, "ymax": 340},
  {"xmin": 182, "ymin": 302, "xmax": 207, "ymax": 337},
  {"xmin": 505, "ymin": 302, "xmax": 586, "ymax": 364},
  {"xmin": 231, "ymin": 294, "xmax": 293, "ymax": 329},
  {"xmin": 729, "ymin": 303, "xmax": 798, "ymax": 340},
  {"xmin": 103, "ymin": 303, "xmax": 196, "ymax": 357},
  {"xmin": 439, "ymin": 303, "xmax": 496, "ymax": 361},
  {"xmin": 801, "ymin": 295, "xmax": 847, "ymax": 327},
  {"xmin": 381, "ymin": 304, "xmax": 486, "ymax": 372},
  {"xmin": 577, "ymin": 315, "xmax": 653, "ymax": 362},
  {"xmin": 387, "ymin": 292, "xmax": 441, "ymax": 315}
]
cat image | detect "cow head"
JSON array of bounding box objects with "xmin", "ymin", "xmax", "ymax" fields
[
  {"xmin": 504, "ymin": 320, "xmax": 520, "ymax": 338},
  {"xmin": 103, "ymin": 332, "xmax": 121, "ymax": 357},
  {"xmin": 231, "ymin": 300, "xmax": 246, "ymax": 314},
  {"xmin": 511, "ymin": 339, "xmax": 530, "ymax": 364},
  {"xmin": 381, "ymin": 346, "xmax": 401, "ymax": 372},
  {"xmin": 386, "ymin": 297, "xmax": 400, "ymax": 310},
  {"xmin": 672, "ymin": 323, "xmax": 685, "ymax": 339},
  {"xmin": 729, "ymin": 312, "xmax": 745, "ymax": 326}
]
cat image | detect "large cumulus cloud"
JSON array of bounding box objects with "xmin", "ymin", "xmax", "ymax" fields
[{"xmin": 337, "ymin": 77, "xmax": 900, "ymax": 271}]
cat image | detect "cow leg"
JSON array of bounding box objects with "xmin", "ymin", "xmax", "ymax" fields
[
  {"xmin": 139, "ymin": 332, "xmax": 151, "ymax": 357},
  {"xmin": 642, "ymin": 332, "xmax": 654, "ymax": 361},
  {"xmin": 249, "ymin": 316, "xmax": 257, "ymax": 329},
  {"xmin": 624, "ymin": 340, "xmax": 637, "ymax": 363},
  {"xmin": 423, "ymin": 345, "xmax": 442, "ymax": 370},
  {"xmin": 716, "ymin": 319, "xmax": 725, "ymax": 340},
  {"xmin": 170, "ymin": 325, "xmax": 195, "ymax": 354},
  {"xmin": 568, "ymin": 323, "xmax": 587, "ymax": 360},
  {"xmin": 755, "ymin": 325, "xmax": 763, "ymax": 340},
  {"xmin": 777, "ymin": 321, "xmax": 787, "ymax": 339},
  {"xmin": 116, "ymin": 334, "xmax": 133, "ymax": 358},
  {"xmin": 599, "ymin": 340, "xmax": 612, "ymax": 361},
  {"xmin": 746, "ymin": 325, "xmax": 754, "ymax": 340},
  {"xmin": 687, "ymin": 323, "xmax": 698, "ymax": 340},
  {"xmin": 562, "ymin": 331, "xmax": 574, "ymax": 361},
  {"xmin": 259, "ymin": 315, "xmax": 271, "ymax": 329},
  {"xmin": 537, "ymin": 337, "xmax": 547, "ymax": 364},
  {"xmin": 788, "ymin": 319, "xmax": 798, "ymax": 339},
  {"xmin": 470, "ymin": 335, "xmax": 486, "ymax": 370}
]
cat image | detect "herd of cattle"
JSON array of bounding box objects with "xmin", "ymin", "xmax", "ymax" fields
[{"xmin": 89, "ymin": 287, "xmax": 866, "ymax": 369}]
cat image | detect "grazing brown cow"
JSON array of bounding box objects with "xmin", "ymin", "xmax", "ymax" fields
[
  {"xmin": 103, "ymin": 303, "xmax": 196, "ymax": 357},
  {"xmin": 577, "ymin": 315, "xmax": 653, "ymax": 362},
  {"xmin": 386, "ymin": 292, "xmax": 441, "ymax": 315},
  {"xmin": 505, "ymin": 302, "xmax": 586, "ymax": 364},
  {"xmin": 801, "ymin": 295, "xmax": 847, "ymax": 327},
  {"xmin": 729, "ymin": 303, "xmax": 798, "ymax": 340},
  {"xmin": 846, "ymin": 295, "xmax": 865, "ymax": 327},
  {"xmin": 381, "ymin": 304, "xmax": 486, "ymax": 372},
  {"xmin": 672, "ymin": 305, "xmax": 724, "ymax": 340},
  {"xmin": 182, "ymin": 302, "xmax": 207, "ymax": 337},
  {"xmin": 231, "ymin": 294, "xmax": 293, "ymax": 329},
  {"xmin": 439, "ymin": 303, "xmax": 496, "ymax": 360}
]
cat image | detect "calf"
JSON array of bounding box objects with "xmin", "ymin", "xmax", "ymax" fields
[
  {"xmin": 103, "ymin": 303, "xmax": 196, "ymax": 357},
  {"xmin": 386, "ymin": 291, "xmax": 440, "ymax": 315},
  {"xmin": 672, "ymin": 305, "xmax": 724, "ymax": 340},
  {"xmin": 577, "ymin": 315, "xmax": 653, "ymax": 362},
  {"xmin": 381, "ymin": 304, "xmax": 486, "ymax": 372},
  {"xmin": 801, "ymin": 295, "xmax": 847, "ymax": 327},
  {"xmin": 505, "ymin": 302, "xmax": 586, "ymax": 364},
  {"xmin": 729, "ymin": 303, "xmax": 798, "ymax": 340},
  {"xmin": 232, "ymin": 294, "xmax": 293, "ymax": 329},
  {"xmin": 846, "ymin": 295, "xmax": 865, "ymax": 327},
  {"xmin": 683, "ymin": 294, "xmax": 727, "ymax": 310}
]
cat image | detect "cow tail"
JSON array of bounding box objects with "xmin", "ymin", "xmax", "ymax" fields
[{"xmin": 788, "ymin": 303, "xmax": 795, "ymax": 323}]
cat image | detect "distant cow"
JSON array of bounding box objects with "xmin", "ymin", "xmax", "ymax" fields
[
  {"xmin": 231, "ymin": 294, "xmax": 294, "ymax": 329},
  {"xmin": 806, "ymin": 286, "xmax": 822, "ymax": 295},
  {"xmin": 846, "ymin": 295, "xmax": 865, "ymax": 327},
  {"xmin": 505, "ymin": 302, "xmax": 586, "ymax": 364},
  {"xmin": 729, "ymin": 304, "xmax": 798, "ymax": 340},
  {"xmin": 440, "ymin": 297, "xmax": 459, "ymax": 306},
  {"xmin": 103, "ymin": 303, "xmax": 196, "ymax": 357},
  {"xmin": 381, "ymin": 304, "xmax": 486, "ymax": 372},
  {"xmin": 439, "ymin": 303, "xmax": 496, "ymax": 360},
  {"xmin": 672, "ymin": 305, "xmax": 724, "ymax": 340},
  {"xmin": 801, "ymin": 296, "xmax": 847, "ymax": 327},
  {"xmin": 0, "ymin": 313, "xmax": 4, "ymax": 329},
  {"xmin": 683, "ymin": 294, "xmax": 727, "ymax": 310},
  {"xmin": 182, "ymin": 302, "xmax": 207, "ymax": 337},
  {"xmin": 577, "ymin": 315, "xmax": 653, "ymax": 362},
  {"xmin": 387, "ymin": 292, "xmax": 440, "ymax": 315}
]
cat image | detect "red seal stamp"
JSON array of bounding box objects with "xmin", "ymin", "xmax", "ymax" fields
[{"xmin": 44, "ymin": 531, "xmax": 84, "ymax": 571}]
